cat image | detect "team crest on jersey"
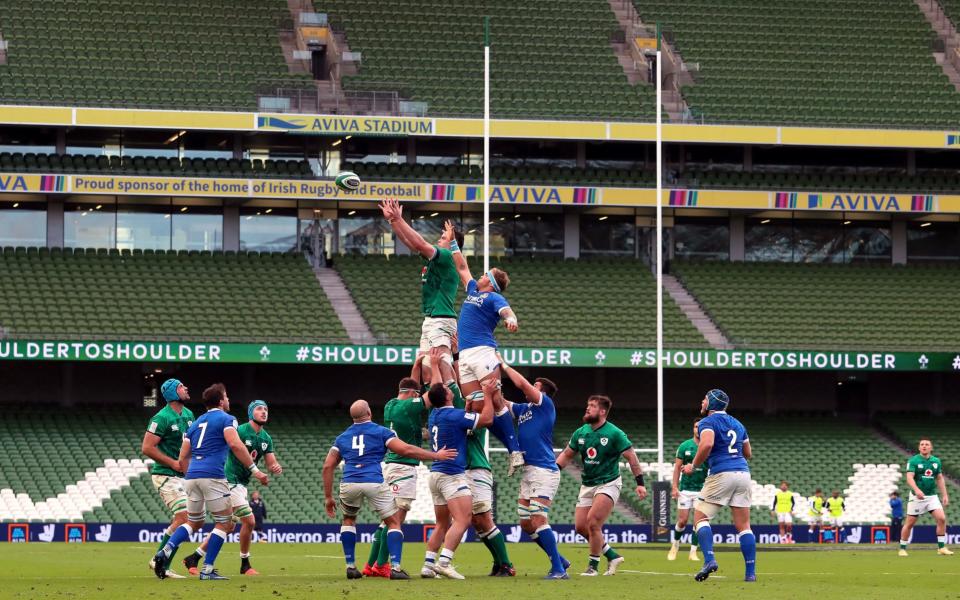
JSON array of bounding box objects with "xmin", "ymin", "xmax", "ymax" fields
[
  {"xmin": 587, "ymin": 447, "xmax": 598, "ymax": 459},
  {"xmin": 171, "ymin": 424, "xmax": 179, "ymax": 432},
  {"xmin": 245, "ymin": 439, "xmax": 252, "ymax": 446},
  {"xmin": 261, "ymin": 442, "xmax": 268, "ymax": 451},
  {"xmin": 600, "ymin": 437, "xmax": 608, "ymax": 446}
]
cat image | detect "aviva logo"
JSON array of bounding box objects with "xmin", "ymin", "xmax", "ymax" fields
[{"xmin": 257, "ymin": 116, "xmax": 307, "ymax": 130}]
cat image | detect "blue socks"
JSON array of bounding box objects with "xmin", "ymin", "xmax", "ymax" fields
[
  {"xmin": 162, "ymin": 523, "xmax": 194, "ymax": 557},
  {"xmin": 341, "ymin": 525, "xmax": 357, "ymax": 567},
  {"xmin": 534, "ymin": 525, "xmax": 565, "ymax": 573},
  {"xmin": 205, "ymin": 529, "xmax": 226, "ymax": 568},
  {"xmin": 695, "ymin": 522, "xmax": 716, "ymax": 564},
  {"xmin": 491, "ymin": 409, "xmax": 521, "ymax": 453},
  {"xmin": 386, "ymin": 529, "xmax": 403, "ymax": 568},
  {"xmin": 739, "ymin": 530, "xmax": 756, "ymax": 578}
]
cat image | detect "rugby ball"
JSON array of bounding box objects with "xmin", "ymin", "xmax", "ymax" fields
[{"xmin": 334, "ymin": 171, "xmax": 361, "ymax": 192}]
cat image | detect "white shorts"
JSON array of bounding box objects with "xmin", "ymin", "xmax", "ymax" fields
[
  {"xmin": 384, "ymin": 463, "xmax": 418, "ymax": 509},
  {"xmin": 184, "ymin": 478, "xmax": 232, "ymax": 515},
  {"xmin": 228, "ymin": 483, "xmax": 253, "ymax": 517},
  {"xmin": 519, "ymin": 466, "xmax": 561, "ymax": 502},
  {"xmin": 577, "ymin": 477, "xmax": 622, "ymax": 508},
  {"xmin": 776, "ymin": 512, "xmax": 793, "ymax": 524},
  {"xmin": 419, "ymin": 317, "xmax": 457, "ymax": 354},
  {"xmin": 429, "ymin": 471, "xmax": 472, "ymax": 506},
  {"xmin": 677, "ymin": 490, "xmax": 699, "ymax": 511},
  {"xmin": 808, "ymin": 514, "xmax": 823, "ymax": 525},
  {"xmin": 338, "ymin": 482, "xmax": 398, "ymax": 520},
  {"xmin": 467, "ymin": 468, "xmax": 494, "ymax": 514},
  {"xmin": 458, "ymin": 346, "xmax": 500, "ymax": 384},
  {"xmin": 152, "ymin": 475, "xmax": 187, "ymax": 514},
  {"xmin": 907, "ymin": 494, "xmax": 943, "ymax": 516},
  {"xmin": 695, "ymin": 472, "xmax": 752, "ymax": 517},
  {"xmin": 825, "ymin": 515, "xmax": 844, "ymax": 528}
]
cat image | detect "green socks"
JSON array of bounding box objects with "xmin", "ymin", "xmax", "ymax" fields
[
  {"xmin": 377, "ymin": 528, "xmax": 391, "ymax": 566},
  {"xmin": 487, "ymin": 529, "xmax": 512, "ymax": 567},
  {"xmin": 588, "ymin": 555, "xmax": 600, "ymax": 571},
  {"xmin": 367, "ymin": 527, "xmax": 384, "ymax": 566},
  {"xmin": 602, "ymin": 543, "xmax": 621, "ymax": 561},
  {"xmin": 156, "ymin": 532, "xmax": 170, "ymax": 553}
]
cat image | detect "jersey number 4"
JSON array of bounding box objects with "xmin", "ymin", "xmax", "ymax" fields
[{"xmin": 352, "ymin": 435, "xmax": 365, "ymax": 456}]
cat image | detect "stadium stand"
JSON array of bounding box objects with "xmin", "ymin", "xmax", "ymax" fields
[
  {"xmin": 876, "ymin": 414, "xmax": 960, "ymax": 476},
  {"xmin": 673, "ymin": 262, "xmax": 960, "ymax": 351},
  {"xmin": 0, "ymin": 153, "xmax": 315, "ymax": 179},
  {"xmin": 334, "ymin": 255, "xmax": 708, "ymax": 347},
  {"xmin": 635, "ymin": 0, "xmax": 960, "ymax": 127},
  {"xmin": 0, "ymin": 0, "xmax": 311, "ymax": 110},
  {"xmin": 0, "ymin": 248, "xmax": 348, "ymax": 343},
  {"xmin": 321, "ymin": 0, "xmax": 657, "ymax": 119},
  {"xmin": 2, "ymin": 407, "xmax": 945, "ymax": 526}
]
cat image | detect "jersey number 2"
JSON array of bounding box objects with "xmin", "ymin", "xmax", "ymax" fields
[
  {"xmin": 726, "ymin": 430, "xmax": 738, "ymax": 454},
  {"xmin": 352, "ymin": 435, "xmax": 365, "ymax": 456}
]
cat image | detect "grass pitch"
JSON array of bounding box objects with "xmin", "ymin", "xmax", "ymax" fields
[{"xmin": 0, "ymin": 542, "xmax": 955, "ymax": 599}]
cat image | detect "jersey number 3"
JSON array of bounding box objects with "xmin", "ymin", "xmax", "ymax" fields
[
  {"xmin": 352, "ymin": 435, "xmax": 365, "ymax": 456},
  {"xmin": 431, "ymin": 426, "xmax": 439, "ymax": 452},
  {"xmin": 726, "ymin": 430, "xmax": 737, "ymax": 454}
]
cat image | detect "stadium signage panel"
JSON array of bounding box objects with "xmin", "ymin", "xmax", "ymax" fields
[
  {"xmin": 5, "ymin": 171, "xmax": 960, "ymax": 213},
  {"xmin": 0, "ymin": 341, "xmax": 958, "ymax": 371},
  {"xmin": 5, "ymin": 104, "xmax": 960, "ymax": 149},
  {"xmin": 257, "ymin": 114, "xmax": 434, "ymax": 135}
]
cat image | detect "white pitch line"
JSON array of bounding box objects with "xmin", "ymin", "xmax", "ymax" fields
[
  {"xmin": 618, "ymin": 569, "xmax": 726, "ymax": 578},
  {"xmin": 304, "ymin": 555, "xmax": 345, "ymax": 559}
]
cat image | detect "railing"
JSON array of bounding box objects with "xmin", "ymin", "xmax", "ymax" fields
[{"xmin": 255, "ymin": 86, "xmax": 401, "ymax": 115}]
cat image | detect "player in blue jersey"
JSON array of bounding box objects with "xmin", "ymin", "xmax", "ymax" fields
[
  {"xmin": 153, "ymin": 383, "xmax": 269, "ymax": 581},
  {"xmin": 322, "ymin": 399, "xmax": 456, "ymax": 580},
  {"xmin": 684, "ymin": 389, "xmax": 756, "ymax": 583},
  {"xmin": 445, "ymin": 220, "xmax": 524, "ymax": 476},
  {"xmin": 422, "ymin": 375, "xmax": 495, "ymax": 579},
  {"xmin": 498, "ymin": 353, "xmax": 571, "ymax": 579}
]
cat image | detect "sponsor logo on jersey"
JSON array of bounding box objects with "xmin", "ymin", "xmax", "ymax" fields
[
  {"xmin": 148, "ymin": 422, "xmax": 158, "ymax": 433},
  {"xmin": 925, "ymin": 469, "xmax": 934, "ymax": 477},
  {"xmin": 685, "ymin": 451, "xmax": 692, "ymax": 456},
  {"xmin": 578, "ymin": 438, "xmax": 584, "ymax": 445},
  {"xmin": 586, "ymin": 447, "xmax": 598, "ymax": 459},
  {"xmin": 171, "ymin": 424, "xmax": 179, "ymax": 432},
  {"xmin": 600, "ymin": 437, "xmax": 608, "ymax": 446},
  {"xmin": 245, "ymin": 439, "xmax": 252, "ymax": 446}
]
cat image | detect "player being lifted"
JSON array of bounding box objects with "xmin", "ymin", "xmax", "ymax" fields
[
  {"xmin": 444, "ymin": 220, "xmax": 524, "ymax": 475},
  {"xmin": 422, "ymin": 377, "xmax": 495, "ymax": 579},
  {"xmin": 557, "ymin": 395, "xmax": 647, "ymax": 576},
  {"xmin": 498, "ymin": 353, "xmax": 571, "ymax": 579},
  {"xmin": 142, "ymin": 378, "xmax": 194, "ymax": 579},
  {"xmin": 668, "ymin": 419, "xmax": 705, "ymax": 561},
  {"xmin": 153, "ymin": 383, "xmax": 269, "ymax": 580},
  {"xmin": 899, "ymin": 438, "xmax": 953, "ymax": 556},
  {"xmin": 379, "ymin": 198, "xmax": 460, "ymax": 379},
  {"xmin": 686, "ymin": 389, "xmax": 756, "ymax": 583},
  {"xmin": 771, "ymin": 481, "xmax": 796, "ymax": 544},
  {"xmin": 323, "ymin": 399, "xmax": 456, "ymax": 580},
  {"xmin": 182, "ymin": 399, "xmax": 283, "ymax": 576}
]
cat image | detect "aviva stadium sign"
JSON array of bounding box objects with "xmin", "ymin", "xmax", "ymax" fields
[{"xmin": 0, "ymin": 341, "xmax": 957, "ymax": 372}]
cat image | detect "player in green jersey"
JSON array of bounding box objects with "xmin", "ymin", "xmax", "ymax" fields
[
  {"xmin": 362, "ymin": 368, "xmax": 431, "ymax": 578},
  {"xmin": 463, "ymin": 383, "xmax": 516, "ymax": 577},
  {"xmin": 668, "ymin": 419, "xmax": 705, "ymax": 561},
  {"xmin": 899, "ymin": 438, "xmax": 953, "ymax": 556},
  {"xmin": 557, "ymin": 395, "xmax": 647, "ymax": 576},
  {"xmin": 142, "ymin": 378, "xmax": 194, "ymax": 579},
  {"xmin": 380, "ymin": 198, "xmax": 462, "ymax": 375},
  {"xmin": 181, "ymin": 400, "xmax": 283, "ymax": 576}
]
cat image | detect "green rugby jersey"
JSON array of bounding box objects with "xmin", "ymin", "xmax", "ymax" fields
[
  {"xmin": 421, "ymin": 246, "xmax": 459, "ymax": 318},
  {"xmin": 384, "ymin": 396, "xmax": 429, "ymax": 466},
  {"xmin": 676, "ymin": 438, "xmax": 707, "ymax": 492},
  {"xmin": 907, "ymin": 453, "xmax": 943, "ymax": 496},
  {"xmin": 225, "ymin": 422, "xmax": 274, "ymax": 485},
  {"xmin": 146, "ymin": 404, "xmax": 194, "ymax": 477},
  {"xmin": 568, "ymin": 421, "xmax": 633, "ymax": 487}
]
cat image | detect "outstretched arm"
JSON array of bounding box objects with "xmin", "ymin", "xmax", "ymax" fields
[
  {"xmin": 497, "ymin": 352, "xmax": 539, "ymax": 403},
  {"xmin": 386, "ymin": 438, "xmax": 457, "ymax": 462},
  {"xmin": 379, "ymin": 198, "xmax": 436, "ymax": 259}
]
